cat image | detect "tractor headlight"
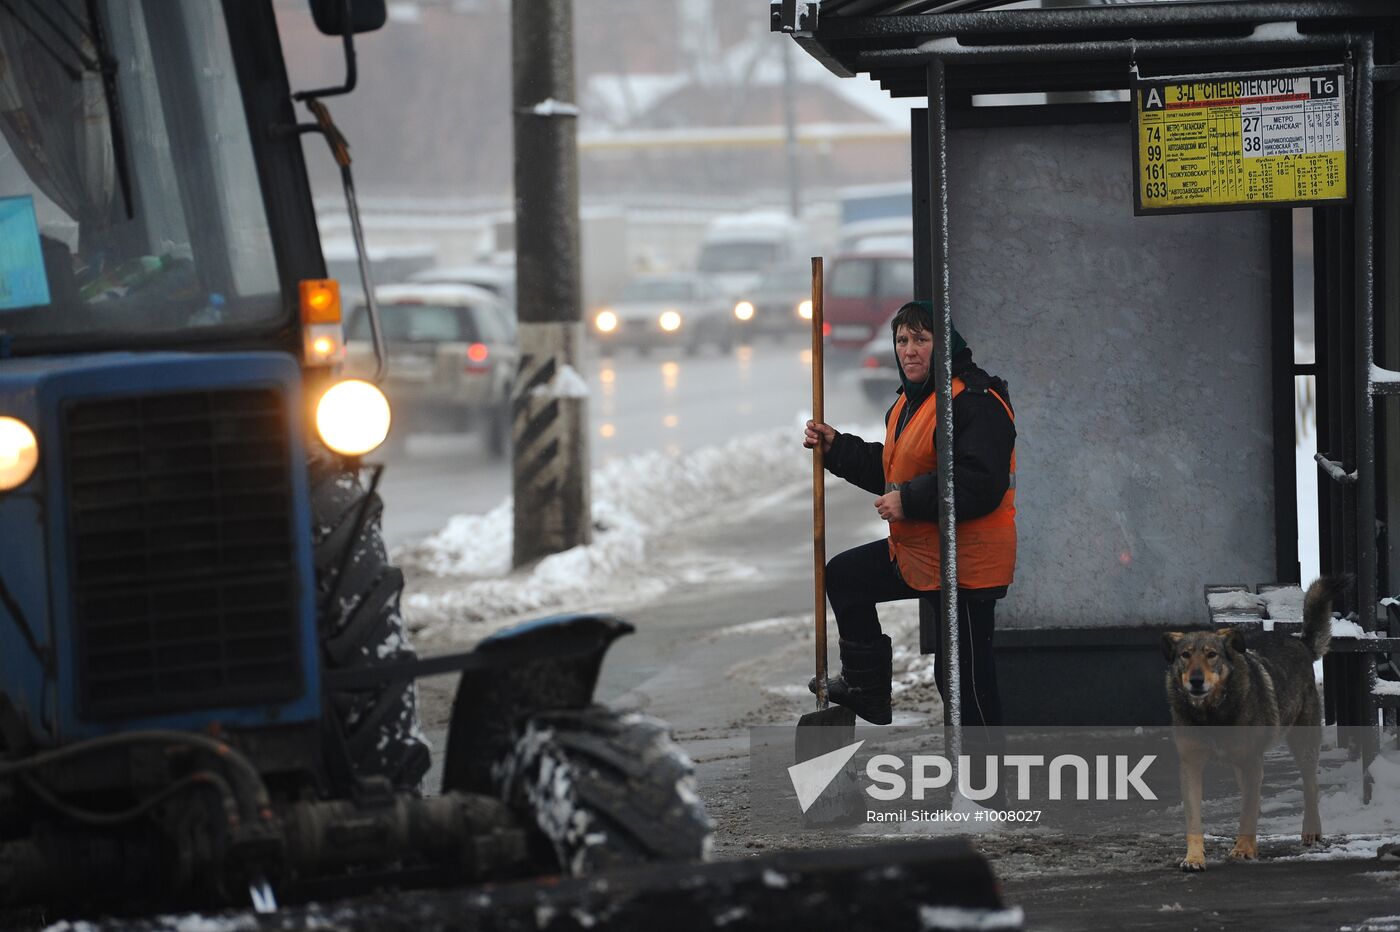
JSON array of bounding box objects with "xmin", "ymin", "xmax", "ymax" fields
[
  {"xmin": 0, "ymin": 417, "xmax": 38, "ymax": 491},
  {"xmin": 733, "ymin": 300, "xmax": 755, "ymax": 321},
  {"xmin": 316, "ymin": 380, "xmax": 391, "ymax": 457},
  {"xmin": 659, "ymin": 310, "xmax": 682, "ymax": 332},
  {"xmin": 594, "ymin": 309, "xmax": 618, "ymax": 333}
]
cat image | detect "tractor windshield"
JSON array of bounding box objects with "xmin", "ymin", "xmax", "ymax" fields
[{"xmin": 0, "ymin": 1, "xmax": 283, "ymax": 354}]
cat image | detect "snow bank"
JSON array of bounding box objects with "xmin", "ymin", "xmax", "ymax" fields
[
  {"xmin": 397, "ymin": 421, "xmax": 880, "ymax": 640},
  {"xmin": 1255, "ymin": 746, "xmax": 1400, "ymax": 849}
]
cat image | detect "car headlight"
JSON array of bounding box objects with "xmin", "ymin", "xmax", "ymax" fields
[
  {"xmin": 0, "ymin": 417, "xmax": 38, "ymax": 491},
  {"xmin": 797, "ymin": 299, "xmax": 813, "ymax": 320},
  {"xmin": 659, "ymin": 310, "xmax": 682, "ymax": 332},
  {"xmin": 316, "ymin": 380, "xmax": 391, "ymax": 457},
  {"xmin": 733, "ymin": 300, "xmax": 755, "ymax": 321},
  {"xmin": 595, "ymin": 309, "xmax": 619, "ymax": 333}
]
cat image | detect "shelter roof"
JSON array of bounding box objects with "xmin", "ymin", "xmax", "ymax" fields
[{"xmin": 776, "ymin": 1, "xmax": 1400, "ymax": 98}]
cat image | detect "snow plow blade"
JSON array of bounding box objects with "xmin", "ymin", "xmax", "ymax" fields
[
  {"xmin": 184, "ymin": 840, "xmax": 1017, "ymax": 930},
  {"xmin": 439, "ymin": 613, "xmax": 633, "ymax": 795}
]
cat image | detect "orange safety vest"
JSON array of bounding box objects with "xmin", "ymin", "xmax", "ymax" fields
[{"xmin": 882, "ymin": 377, "xmax": 1016, "ymax": 591}]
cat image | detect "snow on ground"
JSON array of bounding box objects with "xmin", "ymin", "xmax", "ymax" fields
[
  {"xmin": 1252, "ymin": 745, "xmax": 1400, "ymax": 846},
  {"xmin": 396, "ymin": 420, "xmax": 882, "ymax": 642}
]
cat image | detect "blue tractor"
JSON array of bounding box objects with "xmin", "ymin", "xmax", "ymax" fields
[{"xmin": 0, "ymin": 0, "xmax": 711, "ymax": 914}]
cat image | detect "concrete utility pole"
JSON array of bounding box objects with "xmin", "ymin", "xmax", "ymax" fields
[{"xmin": 510, "ymin": 0, "xmax": 591, "ymax": 568}]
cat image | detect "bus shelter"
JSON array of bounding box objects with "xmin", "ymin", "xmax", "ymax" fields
[{"xmin": 777, "ymin": 1, "xmax": 1400, "ymax": 747}]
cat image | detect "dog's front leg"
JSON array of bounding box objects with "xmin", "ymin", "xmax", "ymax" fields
[
  {"xmin": 1229, "ymin": 758, "xmax": 1263, "ymax": 860},
  {"xmin": 1178, "ymin": 750, "xmax": 1208, "ymax": 871}
]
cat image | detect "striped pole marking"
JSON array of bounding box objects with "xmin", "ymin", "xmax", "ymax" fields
[{"xmin": 511, "ymin": 321, "xmax": 591, "ymax": 566}]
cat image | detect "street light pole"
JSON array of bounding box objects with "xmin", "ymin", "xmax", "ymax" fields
[
  {"xmin": 781, "ymin": 38, "xmax": 801, "ymax": 219},
  {"xmin": 511, "ymin": 0, "xmax": 591, "ymax": 568}
]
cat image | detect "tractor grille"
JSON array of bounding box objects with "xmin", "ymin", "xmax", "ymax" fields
[{"xmin": 64, "ymin": 388, "xmax": 304, "ymax": 720}]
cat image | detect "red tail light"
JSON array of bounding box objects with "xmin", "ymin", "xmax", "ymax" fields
[
  {"xmin": 822, "ymin": 321, "xmax": 831, "ymax": 337},
  {"xmin": 464, "ymin": 342, "xmax": 491, "ymax": 373},
  {"xmin": 862, "ymin": 355, "xmax": 880, "ymax": 369}
]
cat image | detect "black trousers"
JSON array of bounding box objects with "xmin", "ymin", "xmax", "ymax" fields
[{"xmin": 826, "ymin": 538, "xmax": 1003, "ymax": 728}]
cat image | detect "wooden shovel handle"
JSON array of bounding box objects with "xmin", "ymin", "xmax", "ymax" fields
[{"xmin": 811, "ymin": 257, "xmax": 828, "ymax": 708}]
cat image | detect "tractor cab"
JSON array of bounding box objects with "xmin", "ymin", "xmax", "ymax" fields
[{"xmin": 0, "ymin": 1, "xmax": 327, "ymax": 362}]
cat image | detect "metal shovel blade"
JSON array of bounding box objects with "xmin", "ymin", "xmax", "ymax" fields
[
  {"xmin": 795, "ymin": 701, "xmax": 859, "ymax": 826},
  {"xmin": 795, "ymin": 702, "xmax": 856, "ymax": 762}
]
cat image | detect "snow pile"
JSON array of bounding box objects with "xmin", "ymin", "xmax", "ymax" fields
[
  {"xmin": 1332, "ymin": 616, "xmax": 1377, "ymax": 639},
  {"xmin": 530, "ymin": 364, "xmax": 590, "ymax": 400},
  {"xmin": 398, "ymin": 424, "xmax": 880, "ymax": 639},
  {"xmin": 1256, "ymin": 745, "xmax": 1400, "ymax": 850},
  {"xmin": 1259, "ymin": 586, "xmax": 1305, "ymax": 623},
  {"xmin": 918, "ymin": 905, "xmax": 1025, "ymax": 931},
  {"xmin": 1206, "ymin": 589, "xmax": 1261, "ymax": 614}
]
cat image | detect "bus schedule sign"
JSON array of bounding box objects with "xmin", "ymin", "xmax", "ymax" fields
[{"xmin": 1132, "ymin": 66, "xmax": 1349, "ymax": 214}]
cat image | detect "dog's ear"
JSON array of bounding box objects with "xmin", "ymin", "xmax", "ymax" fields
[
  {"xmin": 1161, "ymin": 631, "xmax": 1185, "ymax": 661},
  {"xmin": 1216, "ymin": 627, "xmax": 1246, "ymax": 656}
]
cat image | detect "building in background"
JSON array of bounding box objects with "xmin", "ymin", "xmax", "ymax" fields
[{"xmin": 274, "ymin": 0, "xmax": 915, "ymax": 302}]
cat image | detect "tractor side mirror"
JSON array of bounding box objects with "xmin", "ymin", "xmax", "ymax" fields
[{"xmin": 310, "ymin": 0, "xmax": 387, "ymax": 36}]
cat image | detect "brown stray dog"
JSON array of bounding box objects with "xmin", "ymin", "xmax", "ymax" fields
[{"xmin": 1162, "ymin": 576, "xmax": 1346, "ymax": 872}]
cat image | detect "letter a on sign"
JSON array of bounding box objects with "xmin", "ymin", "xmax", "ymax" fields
[{"xmin": 1145, "ymin": 87, "xmax": 1163, "ymax": 110}]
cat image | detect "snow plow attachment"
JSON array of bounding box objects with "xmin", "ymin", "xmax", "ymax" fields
[
  {"xmin": 439, "ymin": 612, "xmax": 634, "ymax": 796},
  {"xmin": 439, "ymin": 613, "xmax": 715, "ymax": 877}
]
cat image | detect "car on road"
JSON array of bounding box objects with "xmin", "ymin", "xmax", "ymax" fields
[
  {"xmin": 345, "ymin": 283, "xmax": 517, "ymax": 457},
  {"xmin": 823, "ymin": 251, "xmax": 914, "ymax": 350},
  {"xmin": 729, "ymin": 263, "xmax": 813, "ymax": 340},
  {"xmin": 410, "ymin": 262, "xmax": 518, "ymax": 336},
  {"xmin": 590, "ymin": 273, "xmax": 735, "ymax": 355},
  {"xmin": 854, "ymin": 320, "xmax": 901, "ymax": 405}
]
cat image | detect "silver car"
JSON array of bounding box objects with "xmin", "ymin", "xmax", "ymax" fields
[
  {"xmin": 729, "ymin": 263, "xmax": 814, "ymax": 340},
  {"xmin": 345, "ymin": 283, "xmax": 517, "ymax": 457},
  {"xmin": 589, "ymin": 273, "xmax": 736, "ymax": 355}
]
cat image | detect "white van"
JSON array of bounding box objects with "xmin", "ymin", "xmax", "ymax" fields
[
  {"xmin": 695, "ymin": 211, "xmax": 805, "ymax": 298},
  {"xmin": 836, "ymin": 182, "xmax": 913, "ymax": 253}
]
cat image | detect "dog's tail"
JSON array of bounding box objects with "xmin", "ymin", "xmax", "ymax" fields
[{"xmin": 1302, "ymin": 575, "xmax": 1349, "ymax": 660}]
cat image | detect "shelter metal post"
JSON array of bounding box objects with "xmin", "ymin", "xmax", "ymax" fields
[
  {"xmin": 1357, "ymin": 35, "xmax": 1378, "ymax": 637},
  {"xmin": 1271, "ymin": 211, "xmax": 1300, "ymax": 584},
  {"xmin": 1355, "ymin": 35, "xmax": 1380, "ymax": 799},
  {"xmin": 926, "ymin": 59, "xmax": 960, "ymax": 738}
]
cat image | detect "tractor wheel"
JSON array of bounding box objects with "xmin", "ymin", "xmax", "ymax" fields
[
  {"xmin": 309, "ymin": 455, "xmax": 432, "ymax": 791},
  {"xmin": 494, "ymin": 706, "xmax": 712, "ymax": 875}
]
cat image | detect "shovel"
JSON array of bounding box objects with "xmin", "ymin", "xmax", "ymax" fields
[{"xmin": 796, "ymin": 255, "xmax": 857, "ymax": 763}]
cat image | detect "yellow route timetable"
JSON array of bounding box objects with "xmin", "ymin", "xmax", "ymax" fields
[{"xmin": 1132, "ymin": 67, "xmax": 1348, "ymax": 214}]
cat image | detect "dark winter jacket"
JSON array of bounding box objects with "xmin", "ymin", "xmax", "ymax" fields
[{"xmin": 823, "ymin": 349, "xmax": 1017, "ymax": 593}]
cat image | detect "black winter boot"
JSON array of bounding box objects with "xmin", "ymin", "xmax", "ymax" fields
[{"xmin": 807, "ymin": 636, "xmax": 893, "ymax": 725}]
